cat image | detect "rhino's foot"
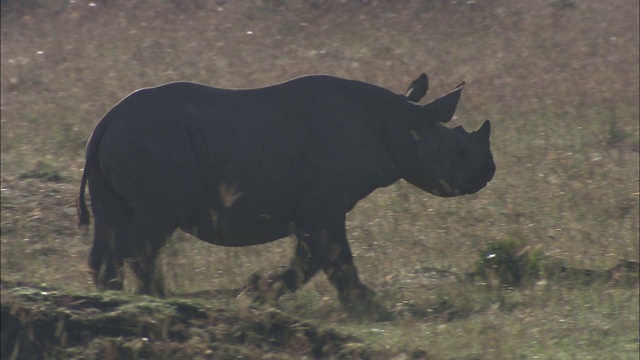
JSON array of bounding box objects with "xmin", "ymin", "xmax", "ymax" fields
[
  {"xmin": 136, "ymin": 281, "xmax": 166, "ymax": 298},
  {"xmin": 346, "ymin": 300, "xmax": 394, "ymax": 322},
  {"xmin": 339, "ymin": 283, "xmax": 393, "ymax": 322},
  {"xmin": 246, "ymin": 271, "xmax": 287, "ymax": 306},
  {"xmin": 94, "ymin": 277, "xmax": 124, "ymax": 292},
  {"xmin": 91, "ymin": 266, "xmax": 124, "ymax": 292}
]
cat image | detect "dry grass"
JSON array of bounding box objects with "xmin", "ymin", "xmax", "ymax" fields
[{"xmin": 1, "ymin": 0, "xmax": 639, "ymax": 359}]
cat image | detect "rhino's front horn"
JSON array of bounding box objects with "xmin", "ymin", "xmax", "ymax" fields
[{"xmin": 477, "ymin": 120, "xmax": 491, "ymax": 140}]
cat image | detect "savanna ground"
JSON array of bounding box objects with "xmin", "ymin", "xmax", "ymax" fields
[{"xmin": 1, "ymin": 0, "xmax": 639, "ymax": 359}]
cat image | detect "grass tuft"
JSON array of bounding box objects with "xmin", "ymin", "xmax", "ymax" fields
[
  {"xmin": 473, "ymin": 239, "xmax": 543, "ymax": 287},
  {"xmin": 18, "ymin": 160, "xmax": 64, "ymax": 182}
]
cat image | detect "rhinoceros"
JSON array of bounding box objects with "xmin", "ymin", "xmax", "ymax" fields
[{"xmin": 77, "ymin": 73, "xmax": 495, "ymax": 316}]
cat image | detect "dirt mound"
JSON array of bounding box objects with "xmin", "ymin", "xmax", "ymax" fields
[{"xmin": 1, "ymin": 280, "xmax": 383, "ymax": 360}]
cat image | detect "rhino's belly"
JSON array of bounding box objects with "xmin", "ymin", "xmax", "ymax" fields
[{"xmin": 181, "ymin": 204, "xmax": 294, "ymax": 247}]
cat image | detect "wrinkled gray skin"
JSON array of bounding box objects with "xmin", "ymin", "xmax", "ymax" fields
[{"xmin": 77, "ymin": 73, "xmax": 495, "ymax": 318}]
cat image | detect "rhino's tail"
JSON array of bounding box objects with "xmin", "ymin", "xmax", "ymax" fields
[
  {"xmin": 76, "ymin": 108, "xmax": 115, "ymax": 229},
  {"xmin": 76, "ymin": 129, "xmax": 96, "ymax": 229},
  {"xmin": 77, "ymin": 166, "xmax": 91, "ymax": 229}
]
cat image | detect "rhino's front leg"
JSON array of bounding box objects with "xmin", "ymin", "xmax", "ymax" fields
[
  {"xmin": 249, "ymin": 213, "xmax": 390, "ymax": 320},
  {"xmin": 247, "ymin": 219, "xmax": 371, "ymax": 307},
  {"xmin": 295, "ymin": 218, "xmax": 390, "ymax": 319},
  {"xmin": 248, "ymin": 239, "xmax": 321, "ymax": 305},
  {"xmin": 305, "ymin": 227, "xmax": 375, "ymax": 310}
]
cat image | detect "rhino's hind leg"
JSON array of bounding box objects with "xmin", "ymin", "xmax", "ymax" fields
[
  {"xmin": 89, "ymin": 220, "xmax": 124, "ymax": 291},
  {"xmin": 88, "ymin": 171, "xmax": 128, "ymax": 292},
  {"xmin": 128, "ymin": 250, "xmax": 165, "ymax": 297},
  {"xmin": 122, "ymin": 219, "xmax": 171, "ymax": 297}
]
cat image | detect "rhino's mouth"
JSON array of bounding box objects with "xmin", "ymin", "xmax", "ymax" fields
[
  {"xmin": 431, "ymin": 174, "xmax": 492, "ymax": 197},
  {"xmin": 429, "ymin": 180, "xmax": 457, "ymax": 197},
  {"xmin": 437, "ymin": 179, "xmax": 461, "ymax": 196}
]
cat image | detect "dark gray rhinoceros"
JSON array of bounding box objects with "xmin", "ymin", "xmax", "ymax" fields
[{"xmin": 77, "ymin": 73, "xmax": 495, "ymax": 316}]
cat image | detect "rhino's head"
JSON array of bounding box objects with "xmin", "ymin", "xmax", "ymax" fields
[{"xmin": 401, "ymin": 76, "xmax": 495, "ymax": 197}]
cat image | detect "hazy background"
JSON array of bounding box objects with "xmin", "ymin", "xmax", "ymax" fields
[{"xmin": 1, "ymin": 1, "xmax": 638, "ymax": 358}]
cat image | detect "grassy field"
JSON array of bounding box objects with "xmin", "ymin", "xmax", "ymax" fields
[{"xmin": 1, "ymin": 0, "xmax": 638, "ymax": 358}]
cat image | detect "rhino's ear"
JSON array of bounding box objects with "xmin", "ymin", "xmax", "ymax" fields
[
  {"xmin": 421, "ymin": 80, "xmax": 465, "ymax": 123},
  {"xmin": 404, "ymin": 73, "xmax": 428, "ymax": 103}
]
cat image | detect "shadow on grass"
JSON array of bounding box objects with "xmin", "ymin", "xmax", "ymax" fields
[
  {"xmin": 0, "ymin": 279, "xmax": 389, "ymax": 360},
  {"xmin": 471, "ymin": 239, "xmax": 639, "ymax": 288}
]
